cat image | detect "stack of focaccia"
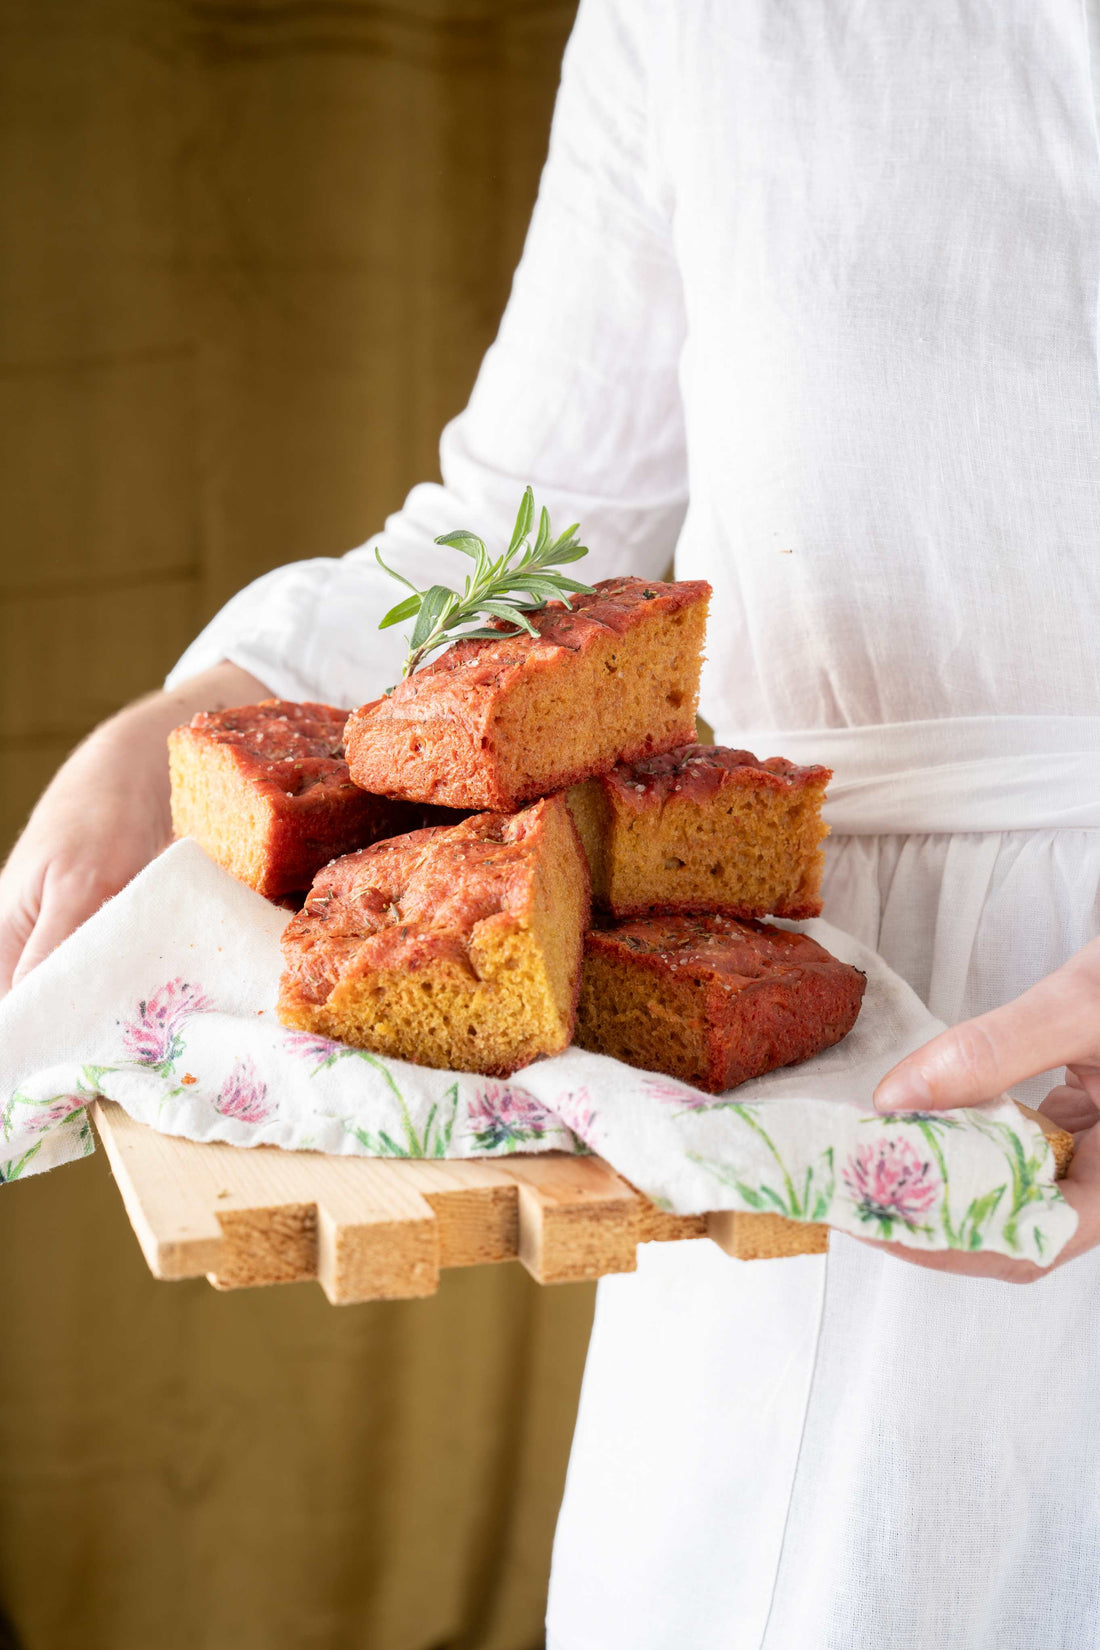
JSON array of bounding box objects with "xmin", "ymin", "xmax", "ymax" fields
[{"xmin": 169, "ymin": 575, "xmax": 865, "ymax": 1084}]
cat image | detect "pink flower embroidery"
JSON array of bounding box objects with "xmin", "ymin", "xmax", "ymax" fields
[
  {"xmin": 843, "ymin": 1137, "xmax": 939, "ymax": 1231},
  {"xmin": 120, "ymin": 979, "xmax": 213, "ymax": 1070},
  {"xmin": 214, "ymin": 1058, "xmax": 273, "ymax": 1124},
  {"xmin": 642, "ymin": 1075, "xmax": 713, "ymax": 1110},
  {"xmin": 553, "ymin": 1086, "xmax": 599, "ymax": 1146},
  {"xmin": 27, "ymin": 1096, "xmax": 86, "ymax": 1135},
  {"xmin": 467, "ymin": 1082, "xmax": 552, "ymax": 1152},
  {"xmin": 283, "ymin": 1031, "xmax": 344, "ymax": 1069}
]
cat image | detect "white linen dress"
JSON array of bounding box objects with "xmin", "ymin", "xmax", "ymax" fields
[{"xmin": 169, "ymin": 2, "xmax": 1100, "ymax": 1643}]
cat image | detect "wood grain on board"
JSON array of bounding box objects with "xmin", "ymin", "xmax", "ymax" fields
[
  {"xmin": 91, "ymin": 1101, "xmax": 806, "ymax": 1303},
  {"xmin": 91, "ymin": 1098, "xmax": 1073, "ymax": 1305}
]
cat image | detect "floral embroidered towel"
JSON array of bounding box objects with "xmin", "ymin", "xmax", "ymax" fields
[{"xmin": 0, "ymin": 840, "xmax": 1076, "ymax": 1264}]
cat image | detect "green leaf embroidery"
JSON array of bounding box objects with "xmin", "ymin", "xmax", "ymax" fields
[
  {"xmin": 0, "ymin": 1141, "xmax": 42, "ymax": 1183},
  {"xmin": 334, "ymin": 1073, "xmax": 458, "ymax": 1158},
  {"xmin": 687, "ymin": 1127, "xmax": 834, "ymax": 1225},
  {"xmin": 958, "ymin": 1184, "xmax": 1007, "ymax": 1250},
  {"xmin": 967, "ymin": 1113, "xmax": 1061, "ymax": 1253}
]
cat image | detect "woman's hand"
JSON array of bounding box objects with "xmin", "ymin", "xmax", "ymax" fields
[
  {"xmin": 0, "ymin": 662, "xmax": 269, "ymax": 998},
  {"xmin": 865, "ymin": 937, "xmax": 1100, "ymax": 1280}
]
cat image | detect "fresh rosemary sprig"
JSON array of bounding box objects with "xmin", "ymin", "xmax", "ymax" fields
[{"xmin": 375, "ymin": 486, "xmax": 594, "ymax": 678}]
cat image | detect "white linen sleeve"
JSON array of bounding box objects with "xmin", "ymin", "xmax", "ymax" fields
[{"xmin": 166, "ymin": 0, "xmax": 687, "ymax": 709}]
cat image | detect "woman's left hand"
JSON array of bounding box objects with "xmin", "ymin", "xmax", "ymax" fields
[{"xmin": 865, "ymin": 936, "xmax": 1100, "ymax": 1281}]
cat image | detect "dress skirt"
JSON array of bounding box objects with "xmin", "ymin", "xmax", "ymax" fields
[{"xmin": 547, "ymin": 723, "xmax": 1100, "ymax": 1650}]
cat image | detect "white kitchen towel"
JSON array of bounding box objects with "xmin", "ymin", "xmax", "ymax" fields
[{"xmin": 0, "ymin": 840, "xmax": 1075, "ymax": 1263}]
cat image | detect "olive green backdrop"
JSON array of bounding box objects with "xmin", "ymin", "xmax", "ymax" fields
[{"xmin": 0, "ymin": 3, "xmax": 595, "ymax": 1647}]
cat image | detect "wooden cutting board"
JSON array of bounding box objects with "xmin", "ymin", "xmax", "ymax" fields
[
  {"xmin": 90, "ymin": 1100, "xmax": 826, "ymax": 1304},
  {"xmin": 91, "ymin": 1100, "xmax": 1069, "ymax": 1306}
]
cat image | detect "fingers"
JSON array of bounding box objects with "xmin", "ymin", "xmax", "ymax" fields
[
  {"xmin": 854, "ymin": 1119, "xmax": 1100, "ymax": 1281},
  {"xmin": 0, "ymin": 681, "xmax": 198, "ymax": 1001},
  {"xmin": 853, "ymin": 1234, "xmax": 1050, "ymax": 1284},
  {"xmin": 11, "ymin": 908, "xmax": 74, "ymax": 987},
  {"xmin": 7, "ymin": 867, "xmax": 115, "ymax": 991},
  {"xmin": 1037, "ymin": 1123, "xmax": 1100, "ymax": 1270},
  {"xmin": 0, "ymin": 902, "xmax": 34, "ymax": 998},
  {"xmin": 874, "ymin": 944, "xmax": 1100, "ymax": 1113},
  {"xmin": 1039, "ymin": 1080, "xmax": 1100, "ymax": 1138},
  {"xmin": 0, "ymin": 856, "xmax": 44, "ymax": 997}
]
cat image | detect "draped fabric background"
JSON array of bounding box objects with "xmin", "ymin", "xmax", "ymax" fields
[{"xmin": 0, "ymin": 3, "xmax": 593, "ymax": 1647}]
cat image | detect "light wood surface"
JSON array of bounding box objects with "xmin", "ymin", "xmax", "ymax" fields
[
  {"xmin": 91, "ymin": 1101, "xmax": 810, "ymax": 1302},
  {"xmin": 708, "ymin": 1210, "xmax": 830, "ymax": 1261},
  {"xmin": 91, "ymin": 1098, "xmax": 1074, "ymax": 1304}
]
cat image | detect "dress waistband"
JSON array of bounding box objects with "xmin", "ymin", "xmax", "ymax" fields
[{"xmin": 713, "ymin": 716, "xmax": 1100, "ymax": 835}]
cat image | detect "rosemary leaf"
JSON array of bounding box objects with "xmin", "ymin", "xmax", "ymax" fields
[
  {"xmin": 374, "ymin": 545, "xmax": 419, "ymax": 592},
  {"xmin": 375, "ymin": 485, "xmax": 594, "ymax": 678},
  {"xmin": 508, "ymin": 489, "xmax": 535, "ymax": 553},
  {"xmin": 434, "ymin": 530, "xmax": 485, "ymax": 560},
  {"xmin": 477, "ymin": 600, "xmax": 541, "ymax": 634},
  {"xmin": 409, "ymin": 585, "xmax": 458, "ymax": 650},
  {"xmin": 378, "ymin": 593, "xmax": 422, "ymax": 630}
]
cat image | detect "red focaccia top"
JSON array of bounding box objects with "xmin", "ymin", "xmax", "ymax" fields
[
  {"xmin": 281, "ymin": 798, "xmax": 564, "ymax": 1001},
  {"xmin": 345, "ymin": 577, "xmax": 710, "ymax": 733},
  {"xmin": 586, "ymin": 913, "xmax": 860, "ymax": 995},
  {"xmin": 182, "ymin": 700, "xmax": 354, "ymax": 798},
  {"xmin": 600, "ymin": 745, "xmax": 832, "ymax": 810}
]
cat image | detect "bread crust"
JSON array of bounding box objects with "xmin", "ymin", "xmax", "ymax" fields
[
  {"xmin": 278, "ymin": 796, "xmax": 591, "ymax": 1076},
  {"xmin": 169, "ymin": 700, "xmax": 459, "ymax": 898},
  {"xmin": 576, "ymin": 914, "xmax": 866, "ymax": 1094},
  {"xmin": 570, "ymin": 745, "xmax": 831, "ymax": 920},
  {"xmin": 344, "ymin": 576, "xmax": 711, "ymax": 810}
]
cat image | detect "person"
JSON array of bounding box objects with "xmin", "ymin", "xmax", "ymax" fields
[{"xmin": 3, "ymin": 1, "xmax": 1100, "ymax": 1644}]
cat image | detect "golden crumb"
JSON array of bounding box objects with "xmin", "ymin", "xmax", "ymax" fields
[
  {"xmin": 278, "ymin": 796, "xmax": 590, "ymax": 1077},
  {"xmin": 567, "ymin": 745, "xmax": 830, "ymax": 920}
]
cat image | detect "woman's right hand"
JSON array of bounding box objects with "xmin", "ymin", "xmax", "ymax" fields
[{"xmin": 0, "ymin": 661, "xmax": 269, "ymax": 999}]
